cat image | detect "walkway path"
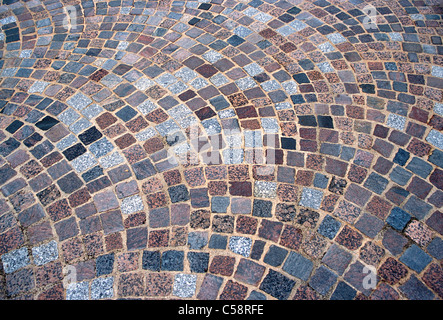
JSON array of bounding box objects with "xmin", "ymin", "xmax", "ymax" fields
[{"xmin": 0, "ymin": 0, "xmax": 442, "ymax": 300}]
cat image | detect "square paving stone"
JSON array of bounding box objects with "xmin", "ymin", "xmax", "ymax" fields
[
  {"xmin": 121, "ymin": 195, "xmax": 144, "ymax": 215},
  {"xmin": 399, "ymin": 244, "xmax": 432, "ymax": 273},
  {"xmin": 78, "ymin": 126, "xmax": 103, "ymax": 145},
  {"xmin": 126, "ymin": 227, "xmax": 148, "ymax": 251},
  {"xmin": 403, "ymin": 195, "xmax": 432, "ymax": 220},
  {"xmin": 71, "ymin": 153, "xmax": 97, "ymax": 173},
  {"xmin": 382, "ymin": 227, "xmax": 409, "ymax": 256},
  {"xmin": 82, "ymin": 166, "xmax": 104, "ymax": 183},
  {"xmin": 227, "ymin": 35, "xmax": 245, "ymax": 47},
  {"xmin": 168, "ymin": 184, "xmax": 190, "ymax": 203},
  {"xmin": 230, "ymin": 198, "xmax": 252, "ymax": 214},
  {"xmin": 263, "ymin": 245, "xmax": 288, "ymax": 267},
  {"xmin": 161, "ymin": 250, "xmax": 184, "ymax": 271},
  {"xmin": 29, "ymin": 173, "xmax": 52, "ymax": 193},
  {"xmin": 100, "ymin": 210, "xmax": 124, "ymax": 235},
  {"xmin": 31, "ymin": 240, "xmax": 58, "ymax": 266},
  {"xmin": 188, "ymin": 231, "xmax": 208, "ymax": 250},
  {"xmin": 299, "ymin": 187, "xmax": 323, "ymax": 210},
  {"xmin": 229, "ymin": 236, "xmax": 252, "ymax": 257},
  {"xmin": 259, "ymin": 269, "xmax": 295, "ymax": 300},
  {"xmin": 252, "ymin": 199, "xmax": 272, "ymax": 217},
  {"xmin": 54, "ymin": 217, "xmax": 79, "ymax": 241},
  {"xmin": 96, "ymin": 253, "xmax": 115, "ymax": 276},
  {"xmin": 36, "ymin": 185, "xmax": 62, "ymax": 207},
  {"xmin": 428, "ymin": 149, "xmax": 443, "ymax": 168},
  {"xmin": 131, "ymin": 158, "xmax": 157, "ymax": 180},
  {"xmin": 17, "ymin": 203, "xmax": 46, "ymax": 228},
  {"xmin": 281, "ymin": 137, "xmax": 296, "ymax": 150},
  {"xmin": 363, "ymin": 172, "xmax": 389, "ymax": 195},
  {"xmin": 318, "ymin": 215, "xmax": 341, "ymax": 239},
  {"xmin": 427, "ymin": 129, "xmax": 443, "ymax": 149},
  {"xmin": 330, "ymin": 281, "xmax": 357, "ymax": 300},
  {"xmin": 197, "ymin": 274, "xmax": 223, "ymax": 300},
  {"xmin": 63, "ymin": 143, "xmax": 87, "ymax": 161},
  {"xmin": 170, "ymin": 203, "xmax": 190, "ymax": 226},
  {"xmin": 208, "ymin": 234, "xmax": 227, "ymax": 249},
  {"xmin": 354, "ymin": 212, "xmax": 384, "ymax": 238},
  {"xmin": 210, "ymin": 95, "xmax": 230, "ymax": 111},
  {"xmin": 321, "ymin": 244, "xmax": 352, "ymax": 275},
  {"xmin": 116, "ymin": 105, "xmax": 137, "ymax": 122},
  {"xmin": 67, "ymin": 92, "xmax": 92, "ymax": 110},
  {"xmin": 210, "ymin": 255, "xmax": 235, "ymax": 277},
  {"xmin": 0, "ymin": 164, "xmax": 17, "ymax": 186},
  {"xmin": 5, "ymin": 263, "xmax": 35, "ymax": 296},
  {"xmin": 282, "ymin": 251, "xmax": 313, "ymax": 281},
  {"xmin": 93, "ymin": 190, "xmax": 119, "ymax": 213},
  {"xmin": 173, "ymin": 273, "xmax": 197, "ymax": 298},
  {"xmin": 1, "ymin": 247, "xmax": 30, "ymax": 273},
  {"xmin": 233, "ymin": 258, "xmax": 266, "ymax": 286},
  {"xmin": 427, "ymin": 238, "xmax": 443, "ymax": 260},
  {"xmin": 393, "ymin": 148, "xmax": 410, "ymax": 166},
  {"xmin": 343, "ymin": 261, "xmax": 374, "ymax": 297},
  {"xmin": 149, "ymin": 207, "xmax": 170, "ymax": 228},
  {"xmin": 66, "ymin": 281, "xmax": 89, "ymax": 300},
  {"xmin": 56, "ymin": 172, "xmax": 83, "ymax": 194},
  {"xmin": 399, "ymin": 274, "xmax": 434, "ymax": 300},
  {"xmin": 89, "ymin": 138, "xmax": 114, "ymax": 158},
  {"xmin": 91, "ymin": 276, "xmax": 114, "ymax": 300},
  {"xmin": 35, "ymin": 116, "xmax": 59, "ymax": 131},
  {"xmin": 407, "ymin": 176, "xmax": 433, "ymax": 200},
  {"xmin": 31, "ymin": 140, "xmax": 55, "ymax": 160},
  {"xmin": 187, "ymin": 252, "xmax": 209, "ymax": 273},
  {"xmin": 258, "ymin": 219, "xmax": 283, "ymax": 243},
  {"xmin": 190, "ymin": 188, "xmax": 210, "ymax": 208},
  {"xmin": 406, "ymin": 157, "xmax": 432, "ymax": 178},
  {"xmin": 313, "ymin": 173, "xmax": 329, "ymax": 189},
  {"xmin": 211, "ymin": 196, "xmax": 229, "ymax": 213},
  {"xmin": 70, "ymin": 119, "xmax": 93, "ymax": 135},
  {"xmin": 389, "ymin": 166, "xmax": 412, "ymax": 186},
  {"xmin": 117, "ymin": 273, "xmax": 144, "ymax": 297},
  {"xmin": 277, "ymin": 167, "xmax": 295, "ymax": 184},
  {"xmin": 309, "ymin": 265, "xmax": 338, "ymax": 296},
  {"xmin": 142, "ymin": 250, "xmax": 161, "ymax": 272},
  {"xmin": 56, "ymin": 135, "xmax": 77, "ymax": 152}
]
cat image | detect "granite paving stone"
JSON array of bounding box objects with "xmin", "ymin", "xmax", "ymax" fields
[
  {"xmin": 299, "ymin": 188, "xmax": 324, "ymax": 210},
  {"xmin": 283, "ymin": 251, "xmax": 313, "ymax": 281},
  {"xmin": 263, "ymin": 245, "xmax": 288, "ymax": 267},
  {"xmin": 321, "ymin": 244, "xmax": 352, "ymax": 275},
  {"xmin": 399, "ymin": 275, "xmax": 435, "ymax": 300},
  {"xmin": 399, "ymin": 245, "xmax": 432, "ymax": 273},
  {"xmin": 120, "ymin": 195, "xmax": 144, "ymax": 215},
  {"xmin": 0, "ymin": 0, "xmax": 441, "ymax": 301},
  {"xmin": 259, "ymin": 269, "xmax": 296, "ymax": 300},
  {"xmin": 427, "ymin": 238, "xmax": 443, "ymax": 260},
  {"xmin": 229, "ymin": 236, "xmax": 252, "ymax": 258},
  {"xmin": 31, "ymin": 240, "xmax": 58, "ymax": 266},
  {"xmin": 330, "ymin": 281, "xmax": 357, "ymax": 300},
  {"xmin": 1, "ymin": 247, "xmax": 30, "ymax": 274},
  {"xmin": 91, "ymin": 277, "xmax": 114, "ymax": 300},
  {"xmin": 96, "ymin": 253, "xmax": 115, "ymax": 276},
  {"xmin": 318, "ymin": 215, "xmax": 341, "ymax": 240},
  {"xmin": 173, "ymin": 274, "xmax": 197, "ymax": 298},
  {"xmin": 66, "ymin": 282, "xmax": 89, "ymax": 300}
]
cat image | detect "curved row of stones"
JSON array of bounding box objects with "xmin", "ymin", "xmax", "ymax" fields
[{"xmin": 0, "ymin": 0, "xmax": 442, "ymax": 300}]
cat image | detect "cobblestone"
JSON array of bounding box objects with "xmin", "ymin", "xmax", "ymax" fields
[{"xmin": 0, "ymin": 0, "xmax": 441, "ymax": 301}]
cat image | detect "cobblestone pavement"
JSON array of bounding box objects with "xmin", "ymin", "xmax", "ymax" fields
[{"xmin": 0, "ymin": 0, "xmax": 442, "ymax": 301}]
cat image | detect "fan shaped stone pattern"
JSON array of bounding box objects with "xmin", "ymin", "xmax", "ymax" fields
[{"xmin": 0, "ymin": 0, "xmax": 442, "ymax": 300}]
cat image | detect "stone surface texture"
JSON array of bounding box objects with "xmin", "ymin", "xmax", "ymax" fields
[{"xmin": 0, "ymin": 0, "xmax": 442, "ymax": 301}]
